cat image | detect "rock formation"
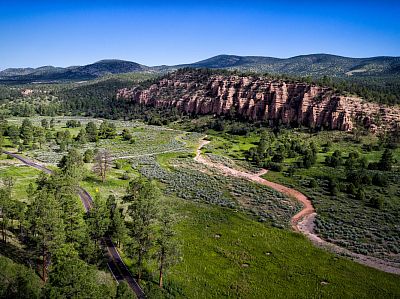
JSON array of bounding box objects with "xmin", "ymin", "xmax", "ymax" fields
[{"xmin": 117, "ymin": 72, "xmax": 400, "ymax": 132}]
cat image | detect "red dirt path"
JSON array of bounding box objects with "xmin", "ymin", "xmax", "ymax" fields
[{"xmin": 194, "ymin": 139, "xmax": 314, "ymax": 231}]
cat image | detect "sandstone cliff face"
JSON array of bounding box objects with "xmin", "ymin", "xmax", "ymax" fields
[{"xmin": 117, "ymin": 73, "xmax": 400, "ymax": 132}]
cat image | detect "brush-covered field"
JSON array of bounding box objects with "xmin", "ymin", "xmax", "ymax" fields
[{"xmin": 1, "ymin": 117, "xmax": 400, "ymax": 298}]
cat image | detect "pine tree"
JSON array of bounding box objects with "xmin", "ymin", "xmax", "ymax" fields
[
  {"xmin": 8, "ymin": 125, "xmax": 20, "ymax": 145},
  {"xmin": 34, "ymin": 127, "xmax": 46, "ymax": 149},
  {"xmin": 57, "ymin": 148, "xmax": 86, "ymax": 183},
  {"xmin": 156, "ymin": 207, "xmax": 181, "ymax": 288},
  {"xmin": 77, "ymin": 128, "xmax": 88, "ymax": 145},
  {"xmin": 87, "ymin": 193, "xmax": 110, "ymax": 245},
  {"xmin": 85, "ymin": 121, "xmax": 98, "ymax": 140},
  {"xmin": 123, "ymin": 176, "xmax": 160, "ymax": 279},
  {"xmin": 62, "ymin": 194, "xmax": 86, "ymax": 244},
  {"xmin": 26, "ymin": 182, "xmax": 35, "ymax": 200},
  {"xmin": 41, "ymin": 118, "xmax": 48, "ymax": 130},
  {"xmin": 0, "ymin": 188, "xmax": 11, "ymax": 243},
  {"xmin": 45, "ymin": 244, "xmax": 106, "ymax": 298},
  {"xmin": 379, "ymin": 148, "xmax": 394, "ymax": 171},
  {"xmin": 112, "ymin": 208, "xmax": 127, "ymax": 249},
  {"xmin": 30, "ymin": 191, "xmax": 65, "ymax": 281},
  {"xmin": 50, "ymin": 118, "xmax": 55, "ymax": 131},
  {"xmin": 45, "ymin": 130, "xmax": 54, "ymax": 142},
  {"xmin": 0, "ymin": 132, "xmax": 4, "ymax": 155},
  {"xmin": 116, "ymin": 281, "xmax": 135, "ymax": 299}
]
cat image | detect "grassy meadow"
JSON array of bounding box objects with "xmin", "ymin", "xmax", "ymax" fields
[{"xmin": 1, "ymin": 116, "xmax": 400, "ymax": 298}]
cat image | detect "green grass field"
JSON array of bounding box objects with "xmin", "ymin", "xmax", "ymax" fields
[
  {"xmin": 2, "ymin": 116, "xmax": 400, "ymax": 298},
  {"xmin": 168, "ymin": 201, "xmax": 400, "ymax": 298}
]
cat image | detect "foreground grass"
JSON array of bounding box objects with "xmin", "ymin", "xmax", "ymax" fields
[{"xmin": 168, "ymin": 201, "xmax": 400, "ymax": 298}]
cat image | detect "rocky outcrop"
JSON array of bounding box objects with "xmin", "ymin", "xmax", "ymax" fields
[{"xmin": 117, "ymin": 73, "xmax": 400, "ymax": 132}]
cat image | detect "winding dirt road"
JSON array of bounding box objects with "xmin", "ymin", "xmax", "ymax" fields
[
  {"xmin": 194, "ymin": 140, "xmax": 314, "ymax": 231},
  {"xmin": 194, "ymin": 139, "xmax": 400, "ymax": 274}
]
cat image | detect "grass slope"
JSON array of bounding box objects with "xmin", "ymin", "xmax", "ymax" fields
[{"xmin": 170, "ymin": 201, "xmax": 400, "ymax": 298}]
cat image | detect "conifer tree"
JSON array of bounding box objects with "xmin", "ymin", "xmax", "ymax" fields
[
  {"xmin": 379, "ymin": 148, "xmax": 394, "ymax": 171},
  {"xmin": 123, "ymin": 176, "xmax": 160, "ymax": 279},
  {"xmin": 0, "ymin": 188, "xmax": 11, "ymax": 243},
  {"xmin": 0, "ymin": 132, "xmax": 4, "ymax": 155},
  {"xmin": 50, "ymin": 118, "xmax": 55, "ymax": 131},
  {"xmin": 45, "ymin": 244, "xmax": 106, "ymax": 298},
  {"xmin": 61, "ymin": 129, "xmax": 72, "ymax": 150},
  {"xmin": 30, "ymin": 191, "xmax": 65, "ymax": 281},
  {"xmin": 57, "ymin": 148, "xmax": 86, "ymax": 183},
  {"xmin": 112, "ymin": 207, "xmax": 127, "ymax": 249},
  {"xmin": 116, "ymin": 281, "xmax": 135, "ymax": 299},
  {"xmin": 156, "ymin": 207, "xmax": 181, "ymax": 288},
  {"xmin": 87, "ymin": 193, "xmax": 110, "ymax": 245}
]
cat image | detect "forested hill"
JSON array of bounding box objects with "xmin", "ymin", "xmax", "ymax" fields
[
  {"xmin": 0, "ymin": 60, "xmax": 149, "ymax": 84},
  {"xmin": 1, "ymin": 54, "xmax": 399, "ymax": 87},
  {"xmin": 153, "ymin": 54, "xmax": 400, "ymax": 77}
]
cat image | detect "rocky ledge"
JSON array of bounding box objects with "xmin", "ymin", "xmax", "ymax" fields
[{"xmin": 117, "ymin": 73, "xmax": 400, "ymax": 132}]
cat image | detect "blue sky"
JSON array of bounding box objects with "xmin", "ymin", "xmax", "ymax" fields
[{"xmin": 1, "ymin": 0, "xmax": 399, "ymax": 70}]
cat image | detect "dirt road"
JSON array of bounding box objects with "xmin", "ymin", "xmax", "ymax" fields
[
  {"xmin": 193, "ymin": 139, "xmax": 400, "ymax": 274},
  {"xmin": 194, "ymin": 140, "xmax": 314, "ymax": 231}
]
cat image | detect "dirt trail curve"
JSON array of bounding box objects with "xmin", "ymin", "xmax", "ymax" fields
[
  {"xmin": 194, "ymin": 139, "xmax": 400, "ymax": 275},
  {"xmin": 2, "ymin": 150, "xmax": 145, "ymax": 298},
  {"xmin": 194, "ymin": 140, "xmax": 314, "ymax": 231}
]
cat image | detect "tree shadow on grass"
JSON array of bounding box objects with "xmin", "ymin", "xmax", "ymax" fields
[{"xmin": 0, "ymin": 233, "xmax": 41, "ymax": 276}]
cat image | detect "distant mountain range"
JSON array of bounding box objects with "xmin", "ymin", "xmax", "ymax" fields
[{"xmin": 1, "ymin": 54, "xmax": 399, "ymax": 84}]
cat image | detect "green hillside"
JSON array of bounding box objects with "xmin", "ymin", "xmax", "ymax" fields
[{"xmin": 1, "ymin": 54, "xmax": 399, "ymax": 85}]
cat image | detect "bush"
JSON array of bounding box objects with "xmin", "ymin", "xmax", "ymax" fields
[
  {"xmin": 372, "ymin": 173, "xmax": 388, "ymax": 187},
  {"xmin": 356, "ymin": 188, "xmax": 365, "ymax": 201},
  {"xmin": 121, "ymin": 174, "xmax": 131, "ymax": 180},
  {"xmin": 270, "ymin": 163, "xmax": 283, "ymax": 172},
  {"xmin": 309, "ymin": 179, "xmax": 318, "ymax": 188},
  {"xmin": 272, "ymin": 153, "xmax": 285, "ymax": 163},
  {"xmin": 6, "ymin": 154, "xmax": 14, "ymax": 159},
  {"xmin": 361, "ymin": 174, "xmax": 372, "ymax": 185},
  {"xmin": 333, "ymin": 150, "xmax": 342, "ymax": 157},
  {"xmin": 286, "ymin": 167, "xmax": 296, "ymax": 177},
  {"xmin": 347, "ymin": 183, "xmax": 357, "ymax": 195},
  {"xmin": 84, "ymin": 149, "xmax": 93, "ymax": 163},
  {"xmin": 368, "ymin": 162, "xmax": 379, "ymax": 170},
  {"xmin": 115, "ymin": 162, "xmax": 122, "ymax": 169},
  {"xmin": 325, "ymin": 156, "xmax": 332, "ymax": 164},
  {"xmin": 304, "ymin": 159, "xmax": 312, "ymax": 169},
  {"xmin": 346, "ymin": 171, "xmax": 358, "ymax": 183},
  {"xmin": 331, "ymin": 186, "xmax": 340, "ymax": 196},
  {"xmin": 370, "ymin": 197, "xmax": 383, "ymax": 209}
]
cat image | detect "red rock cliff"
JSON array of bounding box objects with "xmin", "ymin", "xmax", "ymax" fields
[{"xmin": 117, "ymin": 73, "xmax": 400, "ymax": 132}]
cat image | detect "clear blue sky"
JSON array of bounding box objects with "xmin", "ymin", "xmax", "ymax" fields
[{"xmin": 1, "ymin": 0, "xmax": 399, "ymax": 70}]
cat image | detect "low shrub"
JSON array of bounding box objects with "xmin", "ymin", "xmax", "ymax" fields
[{"xmin": 121, "ymin": 174, "xmax": 131, "ymax": 180}]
